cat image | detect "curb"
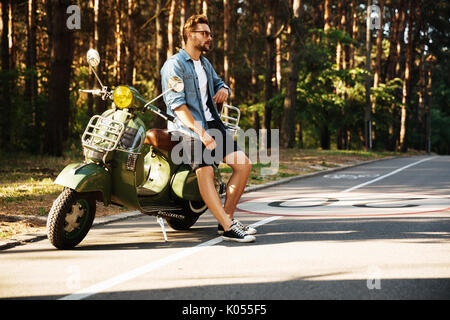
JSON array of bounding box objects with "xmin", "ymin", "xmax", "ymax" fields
[{"xmin": 0, "ymin": 156, "xmax": 396, "ymax": 250}]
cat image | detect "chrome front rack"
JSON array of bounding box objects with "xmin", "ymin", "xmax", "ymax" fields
[
  {"xmin": 81, "ymin": 115, "xmax": 125, "ymax": 155},
  {"xmin": 220, "ymin": 104, "xmax": 241, "ymax": 137}
]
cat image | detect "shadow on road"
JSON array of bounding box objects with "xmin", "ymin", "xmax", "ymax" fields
[
  {"xmin": 9, "ymin": 276, "xmax": 450, "ymax": 300},
  {"xmin": 3, "ymin": 214, "xmax": 449, "ymax": 253}
]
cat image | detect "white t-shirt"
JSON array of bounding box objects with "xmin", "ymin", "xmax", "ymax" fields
[{"xmin": 193, "ymin": 59, "xmax": 214, "ymax": 121}]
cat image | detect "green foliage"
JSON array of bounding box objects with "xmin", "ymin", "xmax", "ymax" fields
[
  {"xmin": 292, "ymin": 30, "xmax": 371, "ymax": 149},
  {"xmin": 0, "ymin": 68, "xmax": 47, "ymax": 154},
  {"xmin": 1, "ymin": 0, "xmax": 449, "ymax": 156},
  {"xmin": 371, "ymin": 78, "xmax": 403, "ymax": 150},
  {"xmin": 430, "ymin": 109, "xmax": 450, "ymax": 154}
]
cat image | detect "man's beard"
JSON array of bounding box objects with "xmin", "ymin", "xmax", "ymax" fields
[{"xmin": 196, "ymin": 41, "xmax": 212, "ymax": 52}]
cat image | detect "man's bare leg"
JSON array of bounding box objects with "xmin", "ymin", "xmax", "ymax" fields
[
  {"xmin": 223, "ymin": 151, "xmax": 252, "ymax": 219},
  {"xmin": 196, "ymin": 165, "xmax": 233, "ymax": 230}
]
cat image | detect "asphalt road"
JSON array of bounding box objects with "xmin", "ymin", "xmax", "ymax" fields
[{"xmin": 1, "ymin": 155, "xmax": 449, "ymax": 301}]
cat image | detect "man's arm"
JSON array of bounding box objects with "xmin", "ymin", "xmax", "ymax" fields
[
  {"xmin": 203, "ymin": 58, "xmax": 231, "ymax": 102},
  {"xmin": 161, "ymin": 58, "xmax": 187, "ymax": 111},
  {"xmin": 174, "ymin": 104, "xmax": 216, "ymax": 150}
]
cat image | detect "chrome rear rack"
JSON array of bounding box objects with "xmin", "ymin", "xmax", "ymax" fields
[{"xmin": 220, "ymin": 104, "xmax": 241, "ymax": 137}]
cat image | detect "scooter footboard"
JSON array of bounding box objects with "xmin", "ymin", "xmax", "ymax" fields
[{"xmin": 54, "ymin": 162, "xmax": 111, "ymax": 205}]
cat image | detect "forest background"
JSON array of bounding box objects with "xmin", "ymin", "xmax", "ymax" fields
[{"xmin": 0, "ymin": 0, "xmax": 449, "ymax": 157}]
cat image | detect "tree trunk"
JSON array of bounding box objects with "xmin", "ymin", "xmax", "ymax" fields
[
  {"xmin": 417, "ymin": 42, "xmax": 426, "ymax": 148},
  {"xmin": 126, "ymin": 0, "xmax": 137, "ymax": 84},
  {"xmin": 25, "ymin": 0, "xmax": 37, "ymax": 135},
  {"xmin": 320, "ymin": 123, "xmax": 330, "ymax": 150},
  {"xmin": 114, "ymin": 0, "xmax": 122, "ymax": 84},
  {"xmin": 167, "ymin": 0, "xmax": 177, "ymax": 58},
  {"xmin": 319, "ymin": 0, "xmax": 332, "ymax": 149},
  {"xmin": 394, "ymin": 0, "xmax": 406, "ymax": 78},
  {"xmin": 87, "ymin": 0, "xmax": 99, "ymax": 117},
  {"xmin": 349, "ymin": 0, "xmax": 358, "ymax": 69},
  {"xmin": 281, "ymin": 0, "xmax": 303, "ymax": 148},
  {"xmin": 370, "ymin": 0, "xmax": 384, "ymax": 148},
  {"xmin": 153, "ymin": 0, "xmax": 167, "ymax": 129},
  {"xmin": 94, "ymin": 0, "xmax": 107, "ymax": 114},
  {"xmin": 385, "ymin": 4, "xmax": 399, "ymax": 82},
  {"xmin": 180, "ymin": 0, "xmax": 186, "ymax": 46},
  {"xmin": 336, "ymin": 0, "xmax": 343, "ymax": 70},
  {"xmin": 44, "ymin": 0, "xmax": 74, "ymax": 156},
  {"xmin": 336, "ymin": 1, "xmax": 348, "ymax": 149},
  {"xmin": 223, "ymin": 0, "xmax": 230, "ymax": 103},
  {"xmin": 364, "ymin": 0, "xmax": 372, "ymax": 151},
  {"xmin": 324, "ymin": 0, "xmax": 332, "ymax": 32},
  {"xmin": 399, "ymin": 0, "xmax": 415, "ymax": 152},
  {"xmin": 425, "ymin": 60, "xmax": 432, "ymax": 153},
  {"xmin": 373, "ymin": 0, "xmax": 384, "ymax": 89},
  {"xmin": 263, "ymin": 0, "xmax": 280, "ymax": 150},
  {"xmin": 250, "ymin": 5, "xmax": 260, "ymax": 135},
  {"xmin": 202, "ymin": 0, "xmax": 208, "ymax": 15},
  {"xmin": 0, "ymin": 0, "xmax": 11, "ymax": 149}
]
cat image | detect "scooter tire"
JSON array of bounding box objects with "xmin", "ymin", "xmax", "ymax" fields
[
  {"xmin": 166, "ymin": 200, "xmax": 207, "ymax": 230},
  {"xmin": 47, "ymin": 188, "xmax": 96, "ymax": 249}
]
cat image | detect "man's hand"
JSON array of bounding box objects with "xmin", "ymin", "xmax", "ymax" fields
[
  {"xmin": 173, "ymin": 104, "xmax": 216, "ymax": 150},
  {"xmin": 201, "ymin": 131, "xmax": 216, "ymax": 150},
  {"xmin": 213, "ymin": 87, "xmax": 229, "ymax": 104}
]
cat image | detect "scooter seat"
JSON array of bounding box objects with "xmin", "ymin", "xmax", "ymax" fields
[{"xmin": 144, "ymin": 129, "xmax": 177, "ymax": 152}]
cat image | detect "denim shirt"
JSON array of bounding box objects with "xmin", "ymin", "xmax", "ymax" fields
[{"xmin": 160, "ymin": 49, "xmax": 231, "ymax": 136}]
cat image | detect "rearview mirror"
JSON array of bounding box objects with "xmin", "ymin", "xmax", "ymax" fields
[
  {"xmin": 87, "ymin": 49, "xmax": 100, "ymax": 68},
  {"xmin": 168, "ymin": 76, "xmax": 184, "ymax": 93}
]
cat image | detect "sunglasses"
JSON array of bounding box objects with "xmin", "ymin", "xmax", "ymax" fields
[{"xmin": 191, "ymin": 30, "xmax": 213, "ymax": 38}]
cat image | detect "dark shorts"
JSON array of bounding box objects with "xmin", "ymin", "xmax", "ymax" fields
[{"xmin": 180, "ymin": 120, "xmax": 241, "ymax": 171}]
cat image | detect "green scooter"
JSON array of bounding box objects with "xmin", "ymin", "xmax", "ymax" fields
[{"xmin": 47, "ymin": 49, "xmax": 238, "ymax": 249}]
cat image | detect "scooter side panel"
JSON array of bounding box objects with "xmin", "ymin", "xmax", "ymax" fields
[
  {"xmin": 110, "ymin": 150, "xmax": 143, "ymax": 209},
  {"xmin": 54, "ymin": 162, "xmax": 111, "ymax": 205},
  {"xmin": 171, "ymin": 165, "xmax": 203, "ymax": 201},
  {"xmin": 142, "ymin": 149, "xmax": 171, "ymax": 194}
]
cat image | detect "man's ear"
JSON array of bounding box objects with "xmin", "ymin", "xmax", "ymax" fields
[{"xmin": 185, "ymin": 30, "xmax": 191, "ymax": 41}]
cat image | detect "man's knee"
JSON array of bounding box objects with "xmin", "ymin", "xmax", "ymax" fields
[
  {"xmin": 225, "ymin": 151, "xmax": 251, "ymax": 165},
  {"xmin": 228, "ymin": 153, "xmax": 252, "ymax": 173},
  {"xmin": 195, "ymin": 165, "xmax": 214, "ymax": 179},
  {"xmin": 241, "ymin": 160, "xmax": 252, "ymax": 175}
]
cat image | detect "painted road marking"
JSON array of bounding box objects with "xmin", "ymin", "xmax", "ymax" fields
[
  {"xmin": 323, "ymin": 174, "xmax": 380, "ymax": 179},
  {"xmin": 237, "ymin": 192, "xmax": 450, "ymax": 217}
]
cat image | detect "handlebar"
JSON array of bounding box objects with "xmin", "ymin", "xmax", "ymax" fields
[
  {"xmin": 143, "ymin": 101, "xmax": 175, "ymax": 122},
  {"xmin": 79, "ymin": 87, "xmax": 112, "ymax": 100},
  {"xmin": 79, "ymin": 89, "xmax": 102, "ymax": 96}
]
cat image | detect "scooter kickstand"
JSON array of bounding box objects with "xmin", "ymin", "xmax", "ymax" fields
[{"xmin": 156, "ymin": 215, "xmax": 168, "ymax": 242}]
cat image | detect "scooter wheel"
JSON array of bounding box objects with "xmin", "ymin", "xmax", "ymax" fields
[
  {"xmin": 166, "ymin": 200, "xmax": 207, "ymax": 230},
  {"xmin": 47, "ymin": 188, "xmax": 96, "ymax": 249}
]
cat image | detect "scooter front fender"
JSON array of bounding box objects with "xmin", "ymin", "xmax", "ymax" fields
[{"xmin": 54, "ymin": 162, "xmax": 111, "ymax": 205}]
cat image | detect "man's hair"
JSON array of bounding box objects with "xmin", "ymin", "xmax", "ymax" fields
[{"xmin": 183, "ymin": 14, "xmax": 209, "ymax": 44}]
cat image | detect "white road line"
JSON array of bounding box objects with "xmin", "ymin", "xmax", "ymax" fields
[
  {"xmin": 60, "ymin": 237, "xmax": 223, "ymax": 300},
  {"xmin": 59, "ymin": 156, "xmax": 436, "ymax": 300},
  {"xmin": 342, "ymin": 156, "xmax": 437, "ymax": 193}
]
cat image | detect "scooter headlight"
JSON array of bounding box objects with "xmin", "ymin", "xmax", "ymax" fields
[{"xmin": 113, "ymin": 86, "xmax": 133, "ymax": 109}]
